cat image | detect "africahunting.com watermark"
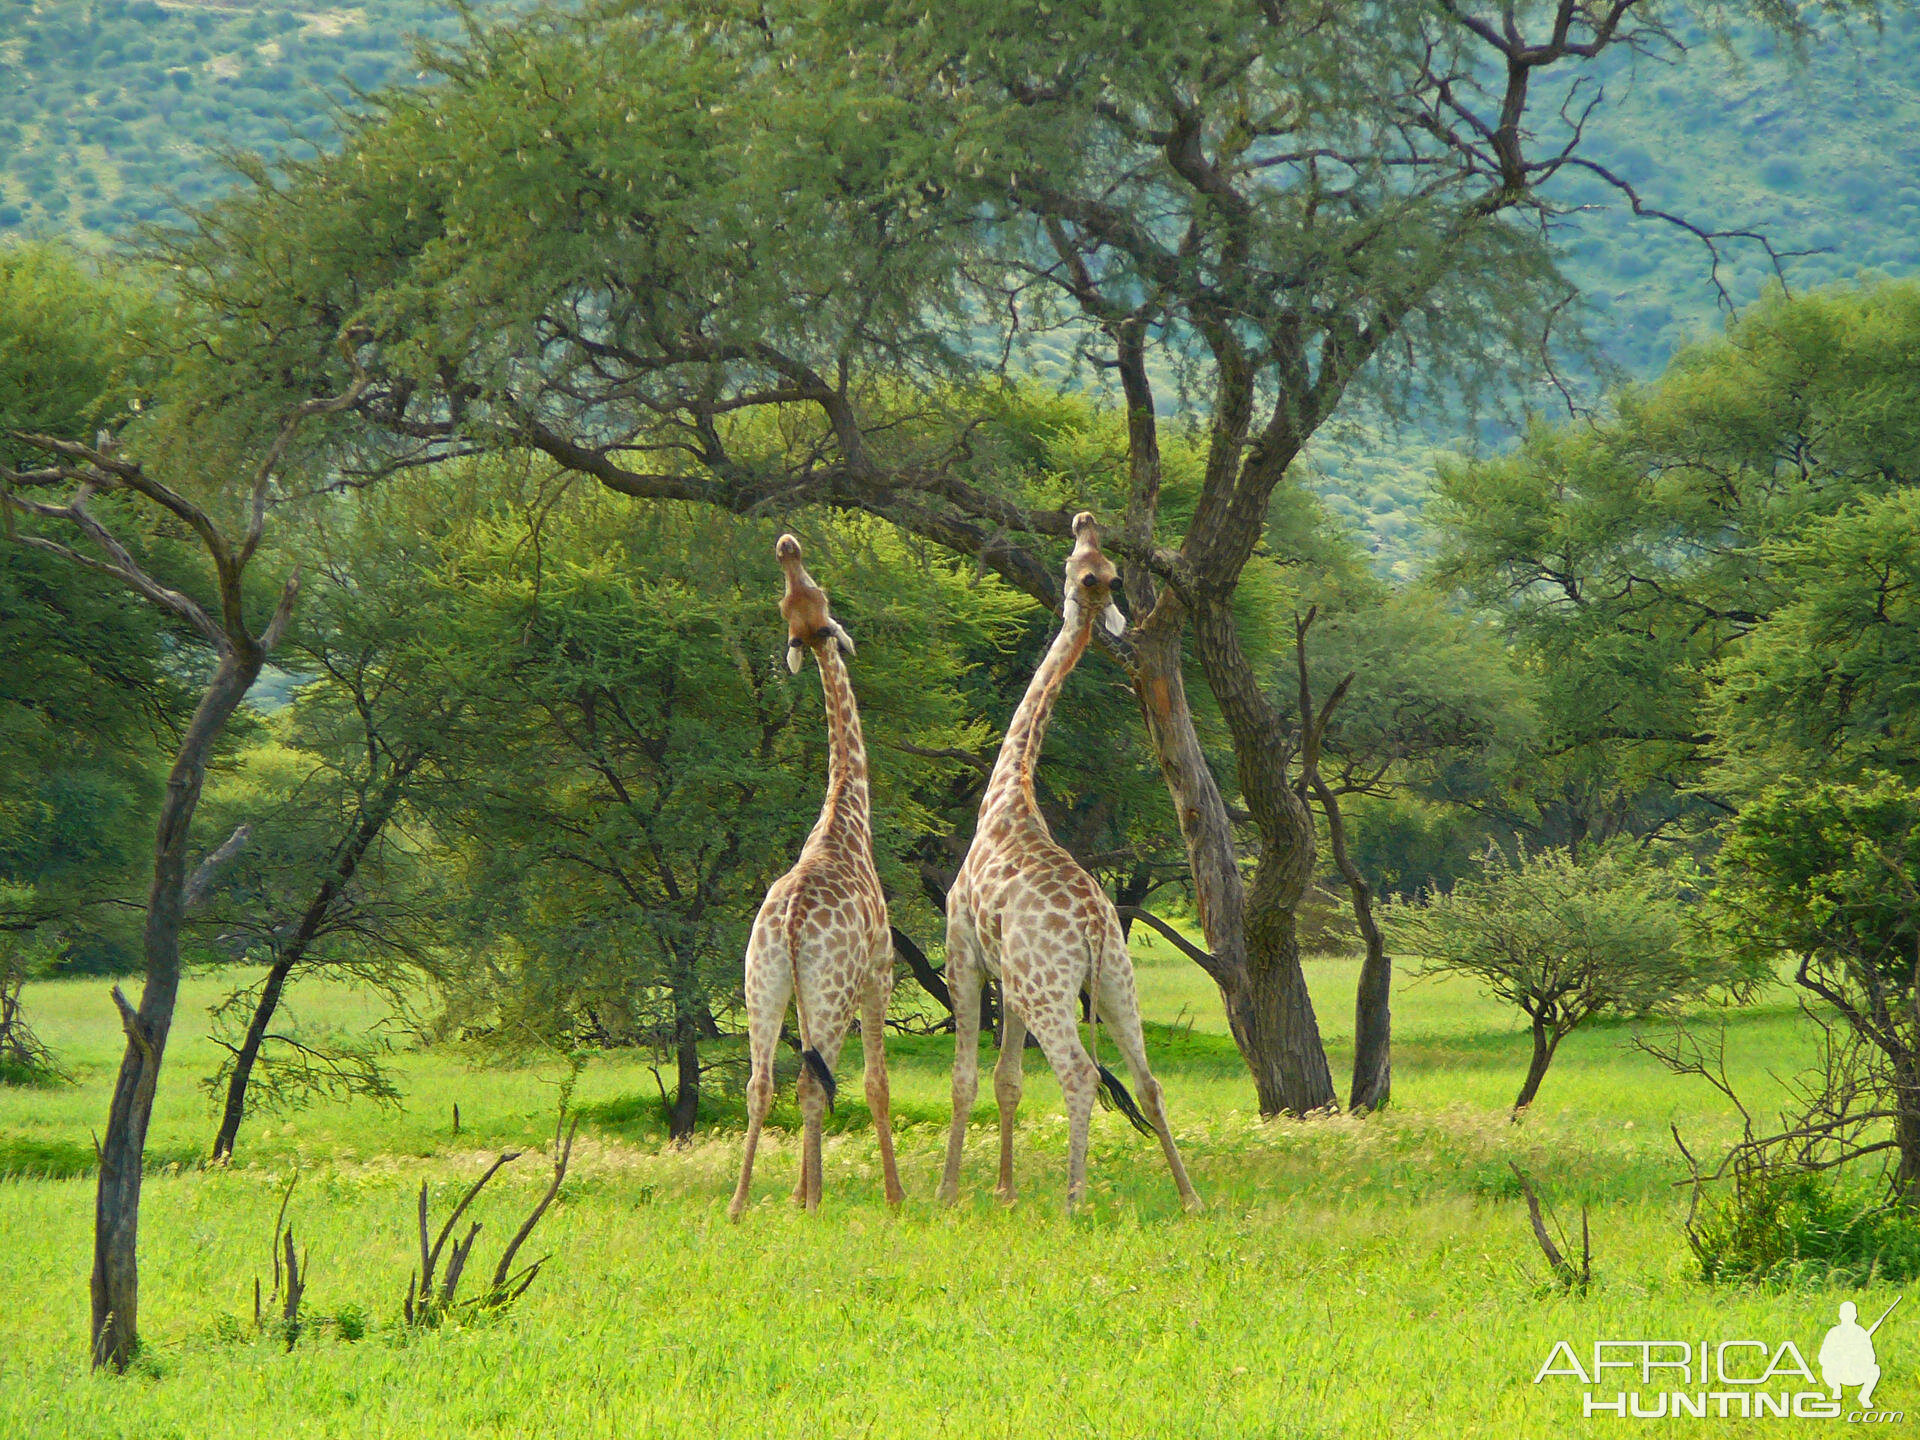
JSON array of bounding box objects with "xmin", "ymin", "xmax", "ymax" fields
[{"xmin": 1533, "ymin": 1299, "xmax": 1904, "ymax": 1421}]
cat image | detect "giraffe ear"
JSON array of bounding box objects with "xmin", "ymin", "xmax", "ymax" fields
[
  {"xmin": 786, "ymin": 640, "xmax": 805, "ymax": 675},
  {"xmin": 827, "ymin": 618, "xmax": 856, "ymax": 659},
  {"xmin": 1102, "ymin": 603, "xmax": 1126, "ymax": 637}
]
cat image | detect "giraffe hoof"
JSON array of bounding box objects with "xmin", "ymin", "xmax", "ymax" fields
[
  {"xmin": 1183, "ymin": 1194, "xmax": 1206, "ymax": 1215},
  {"xmin": 937, "ymin": 1182, "xmax": 959, "ymax": 1207}
]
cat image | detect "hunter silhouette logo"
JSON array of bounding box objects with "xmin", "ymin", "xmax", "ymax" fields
[
  {"xmin": 1821, "ymin": 1298, "xmax": 1898, "ymax": 1409},
  {"xmin": 1533, "ymin": 1298, "xmax": 1903, "ymax": 1421}
]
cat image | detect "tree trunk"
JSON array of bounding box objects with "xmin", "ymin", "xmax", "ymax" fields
[
  {"xmin": 1349, "ymin": 935, "xmax": 1392, "ymax": 1114},
  {"xmin": 664, "ymin": 936, "xmax": 704, "ymax": 1143},
  {"xmin": 669, "ymin": 1012, "xmax": 700, "ymax": 1142},
  {"xmin": 1114, "ymin": 862, "xmax": 1154, "ymax": 940},
  {"xmin": 1243, "ymin": 858, "xmax": 1337, "ymax": 1113},
  {"xmin": 1893, "ymin": 1054, "xmax": 1920, "ymax": 1208},
  {"xmin": 209, "ymin": 760, "xmax": 416, "ymax": 1163},
  {"xmin": 892, "ymin": 925, "xmax": 951, "ymax": 1013},
  {"xmin": 1128, "ymin": 602, "xmax": 1335, "ymax": 1113},
  {"xmin": 210, "ymin": 953, "xmax": 296, "ymax": 1163},
  {"xmin": 1311, "ymin": 777, "xmax": 1390, "ymax": 1113},
  {"xmin": 1513, "ymin": 1017, "xmax": 1560, "ymax": 1116},
  {"xmin": 1190, "ymin": 593, "xmax": 1337, "ymax": 1114},
  {"xmin": 93, "ymin": 648, "xmax": 260, "ymax": 1371}
]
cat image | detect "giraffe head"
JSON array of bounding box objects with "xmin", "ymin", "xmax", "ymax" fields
[
  {"xmin": 1064, "ymin": 511, "xmax": 1125, "ymax": 637},
  {"xmin": 776, "ymin": 534, "xmax": 856, "ymax": 674}
]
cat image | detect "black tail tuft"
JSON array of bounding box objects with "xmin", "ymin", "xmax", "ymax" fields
[
  {"xmin": 1096, "ymin": 1064, "xmax": 1156, "ymax": 1137},
  {"xmin": 802, "ymin": 1047, "xmax": 837, "ymax": 1113}
]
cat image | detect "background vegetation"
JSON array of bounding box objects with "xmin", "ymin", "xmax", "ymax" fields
[
  {"xmin": 4, "ymin": 3, "xmax": 1918, "ymax": 561},
  {"xmin": 5, "ymin": 0, "xmax": 1920, "ymax": 1429}
]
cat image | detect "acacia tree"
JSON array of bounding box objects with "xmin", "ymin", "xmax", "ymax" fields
[
  {"xmin": 413, "ymin": 492, "xmax": 1018, "ymax": 1138},
  {"xmin": 1430, "ymin": 281, "xmax": 1920, "ymax": 850},
  {"xmin": 1711, "ymin": 778, "xmax": 1920, "ymax": 1198},
  {"xmin": 174, "ymin": 0, "xmax": 1854, "ymax": 1113},
  {"xmin": 1386, "ymin": 843, "xmax": 1737, "ymax": 1113},
  {"xmin": 0, "ymin": 253, "xmax": 363, "ymax": 1368},
  {"xmin": 194, "ymin": 505, "xmax": 466, "ymax": 1162},
  {"xmin": 1697, "ymin": 488, "xmax": 1920, "ymax": 1198}
]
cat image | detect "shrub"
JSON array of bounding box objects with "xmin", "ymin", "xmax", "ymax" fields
[
  {"xmin": 1691, "ymin": 1170, "xmax": 1920, "ymax": 1286},
  {"xmin": 1385, "ymin": 843, "xmax": 1759, "ymax": 1114}
]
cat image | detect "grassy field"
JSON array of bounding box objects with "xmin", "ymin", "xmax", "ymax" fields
[{"xmin": 0, "ymin": 933, "xmax": 1903, "ymax": 1438}]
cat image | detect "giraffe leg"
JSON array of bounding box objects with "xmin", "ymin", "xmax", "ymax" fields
[
  {"xmin": 1026, "ymin": 1005, "xmax": 1098, "ymax": 1217},
  {"xmin": 795, "ymin": 1062, "xmax": 826, "ymax": 1211},
  {"xmin": 938, "ymin": 925, "xmax": 983, "ymax": 1206},
  {"xmin": 862, "ymin": 967, "xmax": 905, "ymax": 1208},
  {"xmin": 799, "ymin": 1026, "xmax": 849, "ymax": 1210},
  {"xmin": 729, "ymin": 946, "xmax": 788, "ymax": 1222},
  {"xmin": 993, "ymin": 1008, "xmax": 1026, "ymax": 1202},
  {"xmin": 1098, "ymin": 965, "xmax": 1203, "ymax": 1213}
]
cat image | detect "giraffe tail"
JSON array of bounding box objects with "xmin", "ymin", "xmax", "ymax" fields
[
  {"xmin": 802, "ymin": 1047, "xmax": 838, "ymax": 1113},
  {"xmin": 1096, "ymin": 1064, "xmax": 1156, "ymax": 1137},
  {"xmin": 1086, "ymin": 933, "xmax": 1154, "ymax": 1137},
  {"xmin": 777, "ymin": 896, "xmax": 837, "ymax": 1114}
]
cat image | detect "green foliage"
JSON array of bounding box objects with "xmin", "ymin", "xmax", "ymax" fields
[
  {"xmin": 1390, "ymin": 844, "xmax": 1713, "ymax": 1021},
  {"xmin": 1297, "ymin": 589, "xmax": 1533, "ymax": 797},
  {"xmin": 1341, "ymin": 793, "xmax": 1502, "ymax": 902},
  {"xmin": 1690, "ymin": 1170, "xmax": 1920, "ymax": 1285},
  {"xmin": 0, "ymin": 547, "xmax": 174, "ymax": 952},
  {"xmin": 1713, "ymin": 774, "xmax": 1920, "ymax": 994},
  {"xmin": 0, "ymin": 242, "xmax": 154, "ymax": 464},
  {"xmin": 0, "ymin": 899, "xmax": 67, "ymax": 1085},
  {"xmin": 1387, "ymin": 843, "xmax": 1755, "ymax": 1108},
  {"xmin": 1431, "ymin": 278, "xmax": 1920, "ymax": 844},
  {"xmin": 1715, "ymin": 490, "xmax": 1920, "ymax": 787},
  {"xmin": 406, "ymin": 482, "xmax": 1025, "ymax": 1056},
  {"xmin": 329, "ymin": 1302, "xmax": 367, "ymax": 1343},
  {"xmin": 0, "ymin": 245, "xmax": 184, "ymax": 968}
]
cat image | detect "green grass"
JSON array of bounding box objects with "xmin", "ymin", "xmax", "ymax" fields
[{"xmin": 0, "ymin": 937, "xmax": 1905, "ymax": 1437}]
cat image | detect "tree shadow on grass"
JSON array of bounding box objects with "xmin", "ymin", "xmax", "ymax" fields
[{"xmin": 0, "ymin": 1134, "xmax": 205, "ymax": 1180}]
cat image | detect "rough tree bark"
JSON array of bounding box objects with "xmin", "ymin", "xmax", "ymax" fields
[
  {"xmin": 95, "ymin": 652, "xmax": 263, "ymax": 1363},
  {"xmin": 1101, "ymin": 310, "xmax": 1337, "ymax": 1114}
]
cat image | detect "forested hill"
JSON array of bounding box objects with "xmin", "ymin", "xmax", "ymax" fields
[{"xmin": 4, "ymin": 1, "xmax": 1919, "ymax": 569}]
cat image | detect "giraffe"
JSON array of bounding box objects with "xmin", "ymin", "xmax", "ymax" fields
[
  {"xmin": 939, "ymin": 512, "xmax": 1201, "ymax": 1214},
  {"xmin": 728, "ymin": 534, "xmax": 904, "ymax": 1222}
]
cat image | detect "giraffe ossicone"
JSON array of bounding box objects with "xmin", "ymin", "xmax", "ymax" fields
[
  {"xmin": 939, "ymin": 510, "xmax": 1202, "ymax": 1214},
  {"xmin": 728, "ymin": 534, "xmax": 903, "ymax": 1221}
]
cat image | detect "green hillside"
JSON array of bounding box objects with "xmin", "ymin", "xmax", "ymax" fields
[
  {"xmin": 3, "ymin": 1, "xmax": 1916, "ymax": 569},
  {"xmin": 1561, "ymin": 13, "xmax": 1920, "ymax": 375},
  {"xmin": 0, "ymin": 0, "xmax": 484, "ymax": 235}
]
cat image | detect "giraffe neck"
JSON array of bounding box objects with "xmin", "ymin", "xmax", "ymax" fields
[
  {"xmin": 981, "ymin": 602, "xmax": 1093, "ymax": 827},
  {"xmin": 806, "ymin": 639, "xmax": 870, "ymax": 843}
]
